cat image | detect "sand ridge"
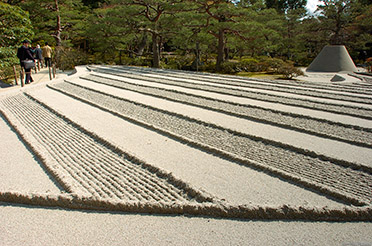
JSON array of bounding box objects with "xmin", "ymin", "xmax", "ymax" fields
[{"xmin": 1, "ymin": 65, "xmax": 372, "ymax": 245}]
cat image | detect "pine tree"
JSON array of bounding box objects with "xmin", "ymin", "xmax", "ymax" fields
[
  {"xmin": 101, "ymin": 0, "xmax": 190, "ymax": 68},
  {"xmin": 0, "ymin": 2, "xmax": 34, "ymax": 47},
  {"xmin": 20, "ymin": 0, "xmax": 87, "ymax": 46}
]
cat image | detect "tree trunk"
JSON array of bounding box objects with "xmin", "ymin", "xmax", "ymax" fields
[
  {"xmin": 137, "ymin": 33, "xmax": 147, "ymax": 56},
  {"xmin": 196, "ymin": 41, "xmax": 200, "ymax": 71},
  {"xmin": 216, "ymin": 29, "xmax": 225, "ymax": 71},
  {"xmin": 224, "ymin": 47, "xmax": 229, "ymax": 61},
  {"xmin": 152, "ymin": 32, "xmax": 160, "ymax": 68},
  {"xmin": 55, "ymin": 0, "xmax": 62, "ymax": 47}
]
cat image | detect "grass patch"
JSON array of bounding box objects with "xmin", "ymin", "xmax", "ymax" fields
[{"xmin": 236, "ymin": 71, "xmax": 282, "ymax": 80}]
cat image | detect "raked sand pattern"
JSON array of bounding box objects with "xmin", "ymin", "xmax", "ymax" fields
[{"xmin": 1, "ymin": 65, "xmax": 372, "ymax": 221}]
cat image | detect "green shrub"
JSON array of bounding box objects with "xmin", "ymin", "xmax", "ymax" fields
[
  {"xmin": 162, "ymin": 55, "xmax": 194, "ymax": 70},
  {"xmin": 238, "ymin": 58, "xmax": 260, "ymax": 72},
  {"xmin": 277, "ymin": 62, "xmax": 304, "ymax": 79},
  {"xmin": 219, "ymin": 61, "xmax": 239, "ymax": 74},
  {"xmin": 366, "ymin": 57, "xmax": 372, "ymax": 73},
  {"xmin": 264, "ymin": 57, "xmax": 285, "ymax": 73},
  {"xmin": 0, "ymin": 66, "xmax": 16, "ymax": 83},
  {"xmin": 199, "ymin": 62, "xmax": 216, "ymax": 73},
  {"xmin": 55, "ymin": 47, "xmax": 90, "ymax": 70},
  {"xmin": 130, "ymin": 57, "xmax": 152, "ymax": 67},
  {"xmin": 0, "ymin": 47, "xmax": 19, "ymax": 82},
  {"xmin": 0, "ymin": 47, "xmax": 18, "ymax": 68},
  {"xmin": 236, "ymin": 57, "xmax": 285, "ymax": 73}
]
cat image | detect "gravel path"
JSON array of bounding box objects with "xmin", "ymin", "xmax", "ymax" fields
[
  {"xmin": 81, "ymin": 73, "xmax": 372, "ymax": 148},
  {"xmin": 0, "ymin": 93, "xmax": 214, "ymax": 203},
  {"xmin": 48, "ymin": 80, "xmax": 372, "ymax": 206}
]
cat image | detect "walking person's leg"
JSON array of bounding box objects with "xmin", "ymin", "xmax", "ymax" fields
[
  {"xmin": 24, "ymin": 68, "xmax": 31, "ymax": 84},
  {"xmin": 37, "ymin": 59, "xmax": 41, "ymax": 71},
  {"xmin": 30, "ymin": 70, "xmax": 33, "ymax": 82}
]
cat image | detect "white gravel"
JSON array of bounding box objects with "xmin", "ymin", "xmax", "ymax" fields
[{"xmin": 1, "ymin": 65, "xmax": 372, "ymax": 245}]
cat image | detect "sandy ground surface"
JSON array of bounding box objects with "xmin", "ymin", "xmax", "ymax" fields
[
  {"xmin": 2, "ymin": 204, "xmax": 372, "ymax": 246},
  {"xmin": 1, "ymin": 66, "xmax": 372, "ymax": 245}
]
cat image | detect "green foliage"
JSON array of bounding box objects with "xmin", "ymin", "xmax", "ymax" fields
[
  {"xmin": 0, "ymin": 47, "xmax": 18, "ymax": 68},
  {"xmin": 2, "ymin": 0, "xmax": 371, "ymax": 77},
  {"xmin": 161, "ymin": 55, "xmax": 195, "ymax": 70},
  {"xmin": 0, "ymin": 47, "xmax": 19, "ymax": 81},
  {"xmin": 83, "ymin": 6, "xmax": 134, "ymax": 57},
  {"xmin": 124, "ymin": 56, "xmax": 152, "ymax": 67},
  {"xmin": 238, "ymin": 58, "xmax": 260, "ymax": 72},
  {"xmin": 0, "ymin": 2, "xmax": 32, "ymax": 80},
  {"xmin": 0, "ymin": 2, "xmax": 34, "ymax": 47},
  {"xmin": 266, "ymin": 0, "xmax": 307, "ymax": 14},
  {"xmin": 20, "ymin": 0, "xmax": 88, "ymax": 46},
  {"xmin": 0, "ymin": 66, "xmax": 15, "ymax": 83},
  {"xmin": 82, "ymin": 0, "xmax": 107, "ymax": 8},
  {"xmin": 262, "ymin": 57, "xmax": 286, "ymax": 72},
  {"xmin": 55, "ymin": 47, "xmax": 91, "ymax": 70},
  {"xmin": 366, "ymin": 58, "xmax": 372, "ymax": 72},
  {"xmin": 218, "ymin": 56, "xmax": 304, "ymax": 79},
  {"xmin": 102, "ymin": 0, "xmax": 192, "ymax": 68},
  {"xmin": 277, "ymin": 62, "xmax": 304, "ymax": 79},
  {"xmin": 218, "ymin": 61, "xmax": 240, "ymax": 74},
  {"xmin": 236, "ymin": 57, "xmax": 284, "ymax": 73},
  {"xmin": 316, "ymin": 0, "xmax": 360, "ymax": 45}
]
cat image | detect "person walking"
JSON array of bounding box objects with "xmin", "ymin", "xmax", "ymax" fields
[
  {"xmin": 17, "ymin": 40, "xmax": 35, "ymax": 84},
  {"xmin": 42, "ymin": 42, "xmax": 52, "ymax": 67},
  {"xmin": 34, "ymin": 44, "xmax": 43, "ymax": 69}
]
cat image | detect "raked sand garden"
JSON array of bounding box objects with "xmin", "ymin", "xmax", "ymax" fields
[{"xmin": 1, "ymin": 65, "xmax": 372, "ymax": 245}]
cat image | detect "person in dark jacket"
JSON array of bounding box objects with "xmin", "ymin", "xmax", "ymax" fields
[
  {"xmin": 17, "ymin": 40, "xmax": 35, "ymax": 84},
  {"xmin": 33, "ymin": 44, "xmax": 43, "ymax": 69}
]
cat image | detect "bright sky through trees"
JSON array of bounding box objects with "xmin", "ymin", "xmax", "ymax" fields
[{"xmin": 306, "ymin": 0, "xmax": 321, "ymax": 12}]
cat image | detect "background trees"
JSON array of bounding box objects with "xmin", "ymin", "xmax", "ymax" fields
[
  {"xmin": 310, "ymin": 0, "xmax": 372, "ymax": 61},
  {"xmin": 18, "ymin": 0, "xmax": 88, "ymax": 47},
  {"xmin": 0, "ymin": 2, "xmax": 33, "ymax": 79},
  {"xmin": 1, "ymin": 0, "xmax": 372, "ymax": 77}
]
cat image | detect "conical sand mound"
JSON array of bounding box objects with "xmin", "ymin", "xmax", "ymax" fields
[{"xmin": 306, "ymin": 45, "xmax": 357, "ymax": 72}]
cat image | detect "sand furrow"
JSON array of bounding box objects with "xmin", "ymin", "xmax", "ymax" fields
[
  {"xmin": 1, "ymin": 191, "xmax": 372, "ymax": 221},
  {"xmin": 93, "ymin": 65, "xmax": 372, "ymax": 103},
  {"xmin": 71, "ymin": 143, "xmax": 187, "ymax": 202},
  {"xmin": 102, "ymin": 65, "xmax": 372, "ymax": 95},
  {"xmin": 81, "ymin": 74, "xmax": 372, "ymax": 148},
  {"xmin": 48, "ymin": 81, "xmax": 372, "ymax": 206},
  {"xmin": 3, "ymin": 96, "xmax": 99, "ymax": 192},
  {"xmin": 91, "ymin": 67, "xmax": 372, "ymax": 120},
  {"xmin": 1, "ymin": 95, "xmax": 117, "ymax": 197},
  {"xmin": 0, "ymin": 93, "xmax": 208, "ymax": 203},
  {"xmin": 161, "ymin": 71, "xmax": 372, "ymax": 97},
  {"xmin": 102, "ymin": 66, "xmax": 372, "ymax": 105}
]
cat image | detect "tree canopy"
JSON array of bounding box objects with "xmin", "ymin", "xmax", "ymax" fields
[
  {"xmin": 1, "ymin": 0, "xmax": 372, "ymax": 73},
  {"xmin": 0, "ymin": 2, "xmax": 33, "ymax": 72}
]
